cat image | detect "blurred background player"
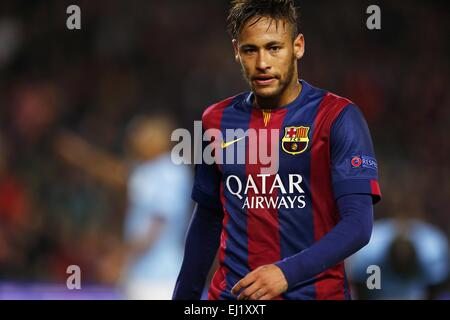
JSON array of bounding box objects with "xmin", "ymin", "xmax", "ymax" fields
[
  {"xmin": 55, "ymin": 114, "xmax": 192, "ymax": 299},
  {"xmin": 347, "ymin": 215, "xmax": 449, "ymax": 300}
]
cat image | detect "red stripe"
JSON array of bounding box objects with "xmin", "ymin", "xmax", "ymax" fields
[
  {"xmin": 202, "ymin": 96, "xmax": 234, "ymax": 300},
  {"xmin": 246, "ymin": 108, "xmax": 288, "ymax": 300},
  {"xmin": 202, "ymin": 96, "xmax": 235, "ymax": 131},
  {"xmin": 311, "ymin": 92, "xmax": 351, "ymax": 300},
  {"xmin": 203, "ymin": 96, "xmax": 236, "ymax": 173},
  {"xmin": 370, "ymin": 179, "xmax": 381, "ymax": 196}
]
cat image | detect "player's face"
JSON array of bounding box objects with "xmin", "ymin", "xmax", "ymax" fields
[{"xmin": 233, "ymin": 17, "xmax": 304, "ymax": 102}]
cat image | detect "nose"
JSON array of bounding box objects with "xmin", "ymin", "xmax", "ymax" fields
[{"xmin": 256, "ymin": 50, "xmax": 271, "ymax": 71}]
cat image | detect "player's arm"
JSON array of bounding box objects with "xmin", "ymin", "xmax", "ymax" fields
[
  {"xmin": 172, "ymin": 203, "xmax": 223, "ymax": 300},
  {"xmin": 173, "ymin": 116, "xmax": 224, "ymax": 299},
  {"xmin": 273, "ymin": 194, "xmax": 372, "ymax": 292},
  {"xmin": 232, "ymin": 194, "xmax": 373, "ymax": 300},
  {"xmin": 53, "ymin": 130, "xmax": 128, "ymax": 188}
]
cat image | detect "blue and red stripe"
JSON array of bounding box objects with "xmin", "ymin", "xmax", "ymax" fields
[{"xmin": 310, "ymin": 92, "xmax": 352, "ymax": 300}]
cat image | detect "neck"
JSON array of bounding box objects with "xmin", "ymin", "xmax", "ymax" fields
[{"xmin": 254, "ymin": 78, "xmax": 302, "ymax": 110}]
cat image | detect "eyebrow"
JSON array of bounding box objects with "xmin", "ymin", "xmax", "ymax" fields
[
  {"xmin": 239, "ymin": 41, "xmax": 284, "ymax": 50},
  {"xmin": 265, "ymin": 41, "xmax": 284, "ymax": 47}
]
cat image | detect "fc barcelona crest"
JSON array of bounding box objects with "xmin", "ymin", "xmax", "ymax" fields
[{"xmin": 282, "ymin": 126, "xmax": 310, "ymax": 155}]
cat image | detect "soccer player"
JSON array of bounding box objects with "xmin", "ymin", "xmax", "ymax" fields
[{"xmin": 173, "ymin": 0, "xmax": 381, "ymax": 300}]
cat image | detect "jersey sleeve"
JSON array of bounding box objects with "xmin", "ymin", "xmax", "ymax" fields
[
  {"xmin": 191, "ymin": 129, "xmax": 222, "ymax": 209},
  {"xmin": 330, "ymin": 104, "xmax": 381, "ymax": 204}
]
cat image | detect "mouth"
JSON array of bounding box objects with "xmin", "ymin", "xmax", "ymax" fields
[{"xmin": 252, "ymin": 74, "xmax": 277, "ymax": 86}]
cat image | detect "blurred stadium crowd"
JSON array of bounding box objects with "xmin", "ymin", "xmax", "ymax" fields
[{"xmin": 0, "ymin": 0, "xmax": 448, "ymax": 299}]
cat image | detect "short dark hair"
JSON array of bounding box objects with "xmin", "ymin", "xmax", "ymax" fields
[{"xmin": 227, "ymin": 0, "xmax": 300, "ymax": 39}]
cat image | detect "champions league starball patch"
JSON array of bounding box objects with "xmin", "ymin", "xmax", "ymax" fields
[{"xmin": 351, "ymin": 155, "xmax": 378, "ymax": 170}]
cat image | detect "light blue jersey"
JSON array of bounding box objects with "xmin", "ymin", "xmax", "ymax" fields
[
  {"xmin": 124, "ymin": 153, "xmax": 192, "ymax": 283},
  {"xmin": 347, "ymin": 219, "xmax": 449, "ymax": 299}
]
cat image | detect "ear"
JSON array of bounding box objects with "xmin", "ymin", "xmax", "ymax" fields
[
  {"xmin": 232, "ymin": 39, "xmax": 240, "ymax": 62},
  {"xmin": 293, "ymin": 34, "xmax": 305, "ymax": 60}
]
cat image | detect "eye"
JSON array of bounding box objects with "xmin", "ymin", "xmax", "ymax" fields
[{"xmin": 269, "ymin": 46, "xmax": 281, "ymax": 52}]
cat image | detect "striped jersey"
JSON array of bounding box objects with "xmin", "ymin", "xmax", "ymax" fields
[{"xmin": 192, "ymin": 80, "xmax": 381, "ymax": 300}]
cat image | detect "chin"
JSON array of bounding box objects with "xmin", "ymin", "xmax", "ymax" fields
[{"xmin": 252, "ymin": 86, "xmax": 281, "ymax": 99}]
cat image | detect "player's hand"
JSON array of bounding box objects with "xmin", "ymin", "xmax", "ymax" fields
[{"xmin": 231, "ymin": 264, "xmax": 288, "ymax": 300}]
